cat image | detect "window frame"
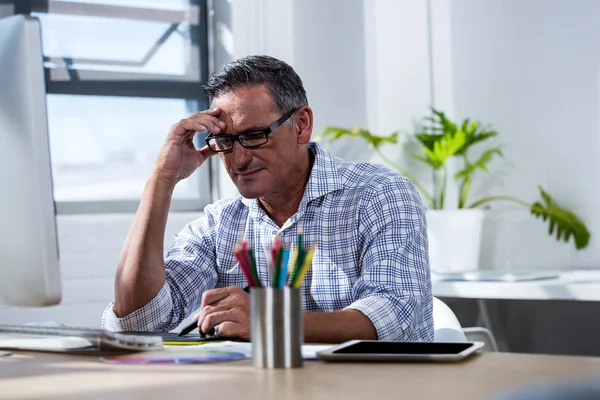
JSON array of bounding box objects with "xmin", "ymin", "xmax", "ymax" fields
[{"xmin": 8, "ymin": 0, "xmax": 214, "ymax": 214}]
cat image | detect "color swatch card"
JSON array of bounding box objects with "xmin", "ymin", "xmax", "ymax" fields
[{"xmin": 100, "ymin": 348, "xmax": 246, "ymax": 365}]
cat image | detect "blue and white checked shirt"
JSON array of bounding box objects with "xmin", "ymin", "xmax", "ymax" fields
[{"xmin": 102, "ymin": 142, "xmax": 434, "ymax": 341}]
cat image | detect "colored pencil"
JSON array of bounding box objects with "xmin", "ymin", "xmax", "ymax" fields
[
  {"xmin": 291, "ymin": 246, "xmax": 315, "ymax": 288},
  {"xmin": 233, "ymin": 245, "xmax": 255, "ymax": 286},
  {"xmin": 232, "ymin": 230, "xmax": 315, "ymax": 289},
  {"xmin": 286, "ymin": 246, "xmax": 298, "ymax": 283},
  {"xmin": 280, "ymin": 248, "xmax": 290, "ymax": 288},
  {"xmin": 247, "ymin": 246, "xmax": 262, "ymax": 287}
]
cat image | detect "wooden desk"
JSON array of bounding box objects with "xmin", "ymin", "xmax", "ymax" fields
[{"xmin": 2, "ymin": 351, "xmax": 600, "ymax": 399}]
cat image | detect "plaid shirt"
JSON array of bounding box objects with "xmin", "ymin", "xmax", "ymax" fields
[{"xmin": 102, "ymin": 142, "xmax": 434, "ymax": 341}]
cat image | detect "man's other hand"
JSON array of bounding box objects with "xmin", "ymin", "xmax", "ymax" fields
[
  {"xmin": 153, "ymin": 107, "xmax": 224, "ymax": 185},
  {"xmin": 194, "ymin": 286, "xmax": 251, "ymax": 341}
]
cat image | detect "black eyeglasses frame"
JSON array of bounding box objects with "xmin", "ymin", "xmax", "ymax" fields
[{"xmin": 205, "ymin": 108, "xmax": 298, "ymax": 152}]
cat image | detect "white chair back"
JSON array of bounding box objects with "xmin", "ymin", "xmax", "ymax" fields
[
  {"xmin": 432, "ymin": 297, "xmax": 467, "ymax": 342},
  {"xmin": 463, "ymin": 327, "xmax": 498, "ymax": 351}
]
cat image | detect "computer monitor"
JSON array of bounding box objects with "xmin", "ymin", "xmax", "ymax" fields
[{"xmin": 0, "ymin": 15, "xmax": 61, "ymax": 306}]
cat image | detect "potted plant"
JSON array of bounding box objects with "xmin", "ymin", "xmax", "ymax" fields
[{"xmin": 319, "ymin": 108, "xmax": 590, "ymax": 272}]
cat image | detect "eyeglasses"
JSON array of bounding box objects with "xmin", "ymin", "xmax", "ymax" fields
[{"xmin": 205, "ymin": 108, "xmax": 297, "ymax": 152}]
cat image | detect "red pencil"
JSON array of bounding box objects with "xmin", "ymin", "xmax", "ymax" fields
[{"xmin": 233, "ymin": 245, "xmax": 255, "ymax": 286}]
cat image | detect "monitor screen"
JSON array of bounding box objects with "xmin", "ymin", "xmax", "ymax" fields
[{"xmin": 0, "ymin": 15, "xmax": 61, "ymax": 306}]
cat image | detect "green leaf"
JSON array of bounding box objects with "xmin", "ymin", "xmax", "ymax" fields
[
  {"xmin": 418, "ymin": 107, "xmax": 497, "ymax": 158},
  {"xmin": 431, "ymin": 108, "xmax": 457, "ymax": 133},
  {"xmin": 460, "ymin": 118, "xmax": 470, "ymax": 133},
  {"xmin": 414, "ymin": 133, "xmax": 439, "ymax": 151},
  {"xmin": 317, "ymin": 126, "xmax": 398, "ymax": 150},
  {"xmin": 455, "ymin": 147, "xmax": 503, "ymax": 180},
  {"xmin": 530, "ymin": 186, "xmax": 590, "ymax": 250},
  {"xmin": 414, "ymin": 129, "xmax": 467, "ymax": 170},
  {"xmin": 460, "ymin": 130, "xmax": 497, "ymax": 154}
]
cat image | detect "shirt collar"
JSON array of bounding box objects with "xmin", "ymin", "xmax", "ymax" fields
[
  {"xmin": 240, "ymin": 141, "xmax": 343, "ymax": 210},
  {"xmin": 303, "ymin": 141, "xmax": 344, "ymax": 202}
]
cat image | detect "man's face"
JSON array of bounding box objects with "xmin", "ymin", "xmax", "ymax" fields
[{"xmin": 211, "ymin": 85, "xmax": 307, "ymax": 199}]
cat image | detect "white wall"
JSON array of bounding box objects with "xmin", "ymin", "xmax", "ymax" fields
[
  {"xmin": 361, "ymin": 0, "xmax": 435, "ymax": 193},
  {"xmin": 293, "ymin": 0, "xmax": 367, "ymax": 137}
]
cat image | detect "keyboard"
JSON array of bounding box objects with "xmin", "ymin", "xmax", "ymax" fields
[{"xmin": 0, "ymin": 324, "xmax": 163, "ymax": 355}]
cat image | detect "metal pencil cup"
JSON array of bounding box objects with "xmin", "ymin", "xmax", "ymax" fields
[{"xmin": 250, "ymin": 287, "xmax": 303, "ymax": 369}]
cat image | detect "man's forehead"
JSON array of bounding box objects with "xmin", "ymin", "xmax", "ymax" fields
[{"xmin": 211, "ymin": 88, "xmax": 279, "ymax": 132}]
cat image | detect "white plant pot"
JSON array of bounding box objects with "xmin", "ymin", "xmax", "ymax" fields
[{"xmin": 426, "ymin": 209, "xmax": 485, "ymax": 273}]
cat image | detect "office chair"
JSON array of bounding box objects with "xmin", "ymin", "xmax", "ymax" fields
[
  {"xmin": 463, "ymin": 327, "xmax": 498, "ymax": 352},
  {"xmin": 432, "ymin": 297, "xmax": 467, "ymax": 342}
]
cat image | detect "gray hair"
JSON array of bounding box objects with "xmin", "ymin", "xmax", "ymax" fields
[{"xmin": 203, "ymin": 55, "xmax": 309, "ymax": 119}]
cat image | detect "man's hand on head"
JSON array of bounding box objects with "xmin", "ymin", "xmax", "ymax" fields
[
  {"xmin": 194, "ymin": 286, "xmax": 251, "ymax": 341},
  {"xmin": 152, "ymin": 107, "xmax": 224, "ymax": 187}
]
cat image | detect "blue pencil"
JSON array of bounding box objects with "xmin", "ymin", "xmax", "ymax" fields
[{"xmin": 280, "ymin": 248, "xmax": 290, "ymax": 288}]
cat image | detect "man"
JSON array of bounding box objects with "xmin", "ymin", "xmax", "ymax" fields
[{"xmin": 102, "ymin": 55, "xmax": 433, "ymax": 343}]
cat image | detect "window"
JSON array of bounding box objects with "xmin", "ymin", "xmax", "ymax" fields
[
  {"xmin": 11, "ymin": 0, "xmax": 211, "ymax": 214},
  {"xmin": 46, "ymin": 95, "xmax": 206, "ymax": 201}
]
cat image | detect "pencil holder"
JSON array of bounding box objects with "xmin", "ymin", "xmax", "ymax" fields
[{"xmin": 250, "ymin": 287, "xmax": 303, "ymax": 369}]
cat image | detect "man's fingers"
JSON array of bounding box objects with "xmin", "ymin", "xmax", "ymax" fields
[
  {"xmin": 197, "ymin": 286, "xmax": 250, "ymax": 336},
  {"xmin": 168, "ymin": 107, "xmax": 226, "ymax": 142},
  {"xmin": 204, "ymin": 107, "xmax": 221, "ymax": 115},
  {"xmin": 183, "ymin": 128, "xmax": 203, "ymax": 139},
  {"xmin": 173, "ymin": 115, "xmax": 224, "ymax": 138},
  {"xmin": 198, "ymin": 145, "xmax": 217, "ymax": 161},
  {"xmin": 201, "ymin": 288, "xmax": 232, "ymax": 306},
  {"xmin": 200, "ymin": 309, "xmax": 239, "ymax": 334},
  {"xmin": 189, "ymin": 112, "xmax": 226, "ymax": 132},
  {"xmin": 176, "ymin": 119, "xmax": 212, "ymax": 135},
  {"xmin": 215, "ymin": 322, "xmax": 238, "ymax": 338},
  {"xmin": 217, "ymin": 321, "xmax": 249, "ymax": 341}
]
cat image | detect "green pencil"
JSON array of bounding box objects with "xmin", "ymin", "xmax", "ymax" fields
[{"xmin": 247, "ymin": 246, "xmax": 262, "ymax": 287}]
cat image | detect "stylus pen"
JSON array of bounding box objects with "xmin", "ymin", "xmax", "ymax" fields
[{"xmin": 177, "ymin": 286, "xmax": 251, "ymax": 337}]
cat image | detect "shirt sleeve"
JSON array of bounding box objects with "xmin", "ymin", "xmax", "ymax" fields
[
  {"xmin": 101, "ymin": 211, "xmax": 219, "ymax": 332},
  {"xmin": 345, "ymin": 176, "xmax": 434, "ymax": 342},
  {"xmin": 101, "ymin": 283, "xmax": 173, "ymax": 331}
]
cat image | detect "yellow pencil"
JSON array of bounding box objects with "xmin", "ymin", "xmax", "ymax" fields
[
  {"xmin": 286, "ymin": 246, "xmax": 298, "ymax": 284},
  {"xmin": 292, "ymin": 246, "xmax": 315, "ymax": 288}
]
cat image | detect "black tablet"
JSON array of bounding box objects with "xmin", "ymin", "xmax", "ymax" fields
[{"xmin": 317, "ymin": 340, "xmax": 484, "ymax": 362}]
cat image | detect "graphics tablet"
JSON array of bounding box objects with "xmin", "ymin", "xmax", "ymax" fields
[
  {"xmin": 121, "ymin": 331, "xmax": 245, "ymax": 344},
  {"xmin": 317, "ymin": 340, "xmax": 484, "ymax": 362}
]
